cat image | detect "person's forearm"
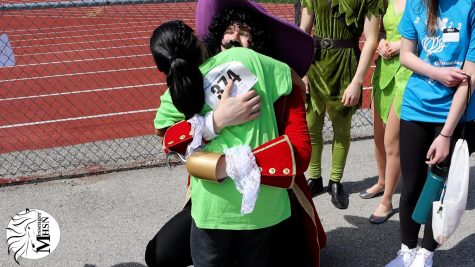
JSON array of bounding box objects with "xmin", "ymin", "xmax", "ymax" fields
[
  {"xmin": 400, "ymin": 50, "xmax": 437, "ymax": 78},
  {"xmin": 390, "ymin": 40, "xmax": 401, "ymax": 56},
  {"xmin": 351, "ymin": 16, "xmax": 379, "ymax": 85},
  {"xmin": 440, "ymin": 61, "xmax": 475, "ymax": 136},
  {"xmin": 352, "ymin": 40, "xmax": 376, "ymax": 85},
  {"xmin": 399, "ymin": 37, "xmax": 438, "ymax": 78}
]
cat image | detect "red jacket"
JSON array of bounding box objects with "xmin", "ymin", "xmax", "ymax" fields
[{"xmin": 162, "ymin": 87, "xmax": 326, "ymax": 266}]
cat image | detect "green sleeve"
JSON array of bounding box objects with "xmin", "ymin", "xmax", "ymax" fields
[
  {"xmin": 300, "ymin": 0, "xmax": 314, "ymax": 10},
  {"xmin": 366, "ymin": 0, "xmax": 385, "ymax": 18},
  {"xmin": 255, "ymin": 52, "xmax": 292, "ymax": 103},
  {"xmin": 153, "ymin": 89, "xmax": 185, "ymax": 129}
]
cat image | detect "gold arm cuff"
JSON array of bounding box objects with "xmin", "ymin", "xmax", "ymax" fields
[{"xmin": 185, "ymin": 151, "xmax": 225, "ymax": 182}]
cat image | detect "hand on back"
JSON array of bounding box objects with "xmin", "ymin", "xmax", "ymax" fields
[{"xmin": 213, "ymin": 80, "xmax": 261, "ymax": 132}]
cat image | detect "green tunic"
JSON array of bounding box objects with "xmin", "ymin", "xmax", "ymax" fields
[
  {"xmin": 372, "ymin": 0, "xmax": 412, "ymax": 123},
  {"xmin": 302, "ymin": 0, "xmax": 384, "ymax": 114}
]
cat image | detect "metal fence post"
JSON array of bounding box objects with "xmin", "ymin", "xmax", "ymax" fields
[{"xmin": 294, "ymin": 0, "xmax": 301, "ymax": 26}]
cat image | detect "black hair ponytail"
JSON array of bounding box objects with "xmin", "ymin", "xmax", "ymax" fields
[
  {"xmin": 150, "ymin": 20, "xmax": 205, "ymax": 119},
  {"xmin": 167, "ymin": 58, "xmax": 204, "ymax": 119}
]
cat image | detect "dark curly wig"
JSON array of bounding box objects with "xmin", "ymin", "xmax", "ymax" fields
[{"xmin": 204, "ymin": 8, "xmax": 271, "ymax": 57}]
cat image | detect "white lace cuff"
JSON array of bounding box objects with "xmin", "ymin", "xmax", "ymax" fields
[
  {"xmin": 224, "ymin": 145, "xmax": 261, "ymax": 215},
  {"xmin": 186, "ymin": 115, "xmax": 205, "ymax": 157}
]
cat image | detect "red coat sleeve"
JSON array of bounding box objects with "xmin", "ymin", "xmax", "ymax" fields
[
  {"xmin": 273, "ymin": 87, "xmax": 311, "ymax": 174},
  {"xmin": 162, "ymin": 86, "xmax": 311, "ymax": 184},
  {"xmin": 162, "ymin": 120, "xmax": 192, "ymax": 155}
]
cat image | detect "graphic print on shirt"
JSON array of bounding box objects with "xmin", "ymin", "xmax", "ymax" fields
[{"xmin": 416, "ymin": 16, "xmax": 464, "ymax": 84}]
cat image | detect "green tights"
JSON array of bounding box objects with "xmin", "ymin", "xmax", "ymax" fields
[{"xmin": 306, "ymin": 105, "xmax": 353, "ymax": 183}]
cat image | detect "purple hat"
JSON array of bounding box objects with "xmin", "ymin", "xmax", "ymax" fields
[{"xmin": 196, "ymin": 0, "xmax": 314, "ymax": 77}]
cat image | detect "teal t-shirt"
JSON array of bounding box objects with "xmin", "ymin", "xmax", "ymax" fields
[
  {"xmin": 155, "ymin": 47, "xmax": 292, "ymax": 230},
  {"xmin": 398, "ymin": 0, "xmax": 475, "ymax": 122}
]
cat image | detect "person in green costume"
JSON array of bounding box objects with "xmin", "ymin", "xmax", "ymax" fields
[
  {"xmin": 150, "ymin": 20, "xmax": 303, "ymax": 266},
  {"xmin": 300, "ymin": 0, "xmax": 384, "ymax": 209},
  {"xmin": 359, "ymin": 0, "xmax": 412, "ymax": 224}
]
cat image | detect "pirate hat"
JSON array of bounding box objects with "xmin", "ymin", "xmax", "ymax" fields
[{"xmin": 196, "ymin": 0, "xmax": 314, "ymax": 77}]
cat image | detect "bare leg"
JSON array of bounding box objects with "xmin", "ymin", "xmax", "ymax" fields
[
  {"xmin": 366, "ymin": 101, "xmax": 386, "ymax": 194},
  {"xmin": 373, "ymin": 105, "xmax": 400, "ymax": 216}
]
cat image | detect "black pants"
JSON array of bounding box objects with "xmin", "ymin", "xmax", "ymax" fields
[
  {"xmin": 399, "ymin": 120, "xmax": 474, "ymax": 251},
  {"xmin": 145, "ymin": 205, "xmax": 193, "ymax": 267},
  {"xmin": 190, "ymin": 219, "xmax": 274, "ymax": 267},
  {"xmin": 145, "ymin": 204, "xmax": 310, "ymax": 267}
]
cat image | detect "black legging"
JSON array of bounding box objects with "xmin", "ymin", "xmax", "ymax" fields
[
  {"xmin": 145, "ymin": 205, "xmax": 193, "ymax": 267},
  {"xmin": 145, "ymin": 202, "xmax": 311, "ymax": 267},
  {"xmin": 399, "ymin": 120, "xmax": 474, "ymax": 251}
]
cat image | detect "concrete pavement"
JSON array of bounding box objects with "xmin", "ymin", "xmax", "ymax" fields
[{"xmin": 1, "ymin": 139, "xmax": 474, "ymax": 267}]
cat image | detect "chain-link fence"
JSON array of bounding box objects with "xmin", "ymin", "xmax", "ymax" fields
[{"xmin": 0, "ymin": 0, "xmax": 374, "ymax": 182}]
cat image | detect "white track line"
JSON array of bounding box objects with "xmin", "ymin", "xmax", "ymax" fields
[
  {"xmin": 12, "ymin": 30, "xmax": 150, "ymax": 47},
  {"xmin": 0, "ymin": 66, "xmax": 156, "ymax": 82},
  {"xmin": 8, "ymin": 20, "xmax": 159, "ymax": 33},
  {"xmin": 3, "ymin": 13, "xmax": 191, "ymax": 21},
  {"xmin": 14, "ymin": 36, "xmax": 149, "ymax": 49},
  {"xmin": 14, "ymin": 53, "xmax": 149, "ymax": 67},
  {"xmin": 0, "ymin": 83, "xmax": 165, "ymax": 102},
  {"xmin": 4, "ymin": 7, "xmax": 193, "ymax": 16},
  {"xmin": 0, "ymin": 109, "xmax": 157, "ymax": 129},
  {"xmin": 11, "ymin": 23, "xmax": 157, "ymax": 38},
  {"xmin": 3, "ymin": 13, "xmax": 171, "ymax": 20},
  {"xmin": 6, "ymin": 19, "xmax": 191, "ymax": 34},
  {"xmin": 17, "ymin": 44, "xmax": 146, "ymax": 57}
]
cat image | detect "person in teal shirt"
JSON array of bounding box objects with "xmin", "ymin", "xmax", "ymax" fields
[{"xmin": 150, "ymin": 20, "xmax": 294, "ymax": 266}]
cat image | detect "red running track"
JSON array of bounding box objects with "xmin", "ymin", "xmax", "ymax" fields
[
  {"xmin": 0, "ymin": 3, "xmax": 190, "ymax": 153},
  {"xmin": 0, "ymin": 2, "xmax": 372, "ymax": 154}
]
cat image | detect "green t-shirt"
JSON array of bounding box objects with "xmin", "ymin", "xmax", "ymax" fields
[{"xmin": 155, "ymin": 47, "xmax": 292, "ymax": 230}]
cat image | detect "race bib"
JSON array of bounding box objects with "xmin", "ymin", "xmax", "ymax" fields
[{"xmin": 203, "ymin": 61, "xmax": 258, "ymax": 110}]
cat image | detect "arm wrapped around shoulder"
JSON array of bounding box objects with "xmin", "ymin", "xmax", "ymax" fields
[{"xmin": 185, "ymin": 135, "xmax": 296, "ymax": 188}]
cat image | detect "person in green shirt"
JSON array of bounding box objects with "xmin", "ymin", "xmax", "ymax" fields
[
  {"xmin": 150, "ymin": 20, "xmax": 295, "ymax": 266},
  {"xmin": 300, "ymin": 0, "xmax": 383, "ymax": 209},
  {"xmin": 146, "ymin": 3, "xmax": 326, "ymax": 266}
]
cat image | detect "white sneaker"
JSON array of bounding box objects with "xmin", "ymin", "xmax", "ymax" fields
[
  {"xmin": 409, "ymin": 248, "xmax": 434, "ymax": 267},
  {"xmin": 385, "ymin": 244, "xmax": 417, "ymax": 267}
]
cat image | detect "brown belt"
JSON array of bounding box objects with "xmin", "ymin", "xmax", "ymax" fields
[{"xmin": 313, "ymin": 36, "xmax": 358, "ymax": 49}]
